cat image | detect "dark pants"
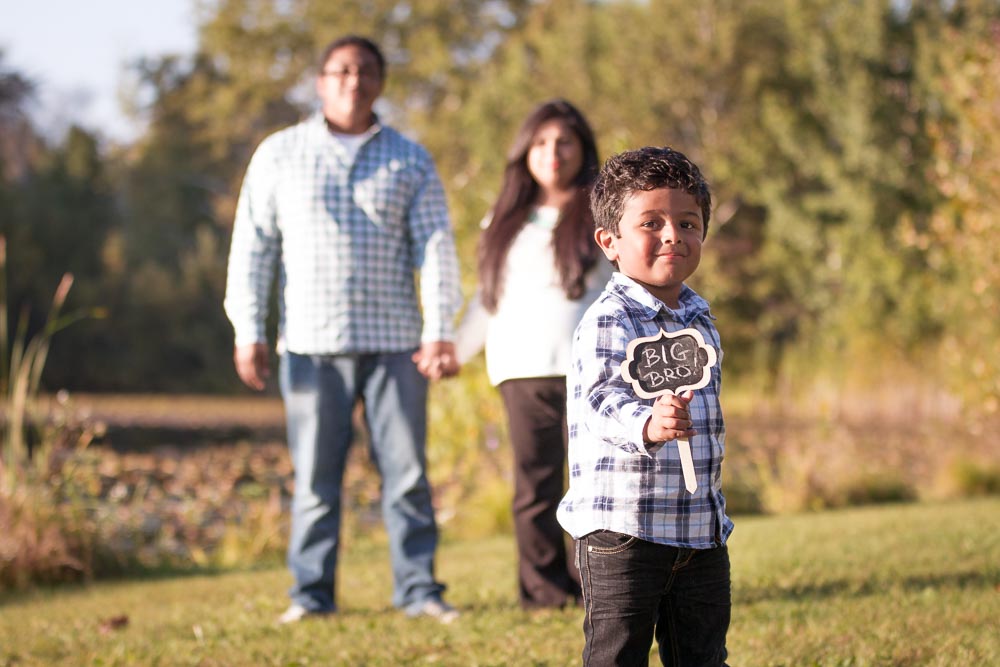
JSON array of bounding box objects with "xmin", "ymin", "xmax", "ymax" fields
[
  {"xmin": 578, "ymin": 531, "xmax": 730, "ymax": 666},
  {"xmin": 498, "ymin": 377, "xmax": 581, "ymax": 609}
]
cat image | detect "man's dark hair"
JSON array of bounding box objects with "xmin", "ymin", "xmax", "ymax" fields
[
  {"xmin": 591, "ymin": 146, "xmax": 712, "ymax": 238},
  {"xmin": 318, "ymin": 35, "xmax": 386, "ymax": 79}
]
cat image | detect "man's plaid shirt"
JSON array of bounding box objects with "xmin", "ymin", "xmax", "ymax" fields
[
  {"xmin": 557, "ymin": 273, "xmax": 734, "ymax": 549},
  {"xmin": 224, "ymin": 113, "xmax": 461, "ymax": 354}
]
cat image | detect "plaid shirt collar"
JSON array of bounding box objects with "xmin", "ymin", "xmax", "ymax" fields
[{"xmin": 608, "ymin": 272, "xmax": 714, "ymax": 328}]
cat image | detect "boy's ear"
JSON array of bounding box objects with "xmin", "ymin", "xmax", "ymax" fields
[{"xmin": 595, "ymin": 228, "xmax": 619, "ymax": 263}]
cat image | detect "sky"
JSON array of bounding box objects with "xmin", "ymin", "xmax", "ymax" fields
[{"xmin": 0, "ymin": 0, "xmax": 199, "ymax": 144}]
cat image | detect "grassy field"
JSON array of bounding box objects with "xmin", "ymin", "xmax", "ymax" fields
[{"xmin": 1, "ymin": 497, "xmax": 997, "ymax": 666}]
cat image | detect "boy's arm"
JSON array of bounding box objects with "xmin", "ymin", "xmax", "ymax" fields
[{"xmin": 573, "ymin": 313, "xmax": 660, "ymax": 457}]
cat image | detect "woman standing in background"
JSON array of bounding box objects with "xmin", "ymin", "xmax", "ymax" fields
[{"xmin": 456, "ymin": 99, "xmax": 610, "ymax": 609}]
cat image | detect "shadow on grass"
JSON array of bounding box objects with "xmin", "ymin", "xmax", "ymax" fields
[
  {"xmin": 736, "ymin": 568, "xmax": 999, "ymax": 605},
  {"xmin": 99, "ymin": 424, "xmax": 286, "ymax": 452},
  {"xmin": 0, "ymin": 559, "xmax": 287, "ymax": 607}
]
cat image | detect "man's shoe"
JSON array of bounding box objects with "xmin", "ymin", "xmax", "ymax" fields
[
  {"xmin": 277, "ymin": 604, "xmax": 334, "ymax": 625},
  {"xmin": 406, "ymin": 598, "xmax": 460, "ymax": 624}
]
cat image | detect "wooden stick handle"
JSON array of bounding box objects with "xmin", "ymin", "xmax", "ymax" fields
[{"xmin": 677, "ymin": 437, "xmax": 697, "ymax": 493}]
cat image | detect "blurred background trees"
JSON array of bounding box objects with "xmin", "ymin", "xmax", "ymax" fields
[{"xmin": 2, "ymin": 0, "xmax": 999, "ymax": 415}]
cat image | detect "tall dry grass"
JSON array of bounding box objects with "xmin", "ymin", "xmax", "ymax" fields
[
  {"xmin": 0, "ymin": 237, "xmax": 114, "ymax": 588},
  {"xmin": 720, "ymin": 366, "xmax": 1000, "ymax": 514}
]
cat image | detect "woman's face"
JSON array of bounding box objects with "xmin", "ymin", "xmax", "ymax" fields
[{"xmin": 526, "ymin": 118, "xmax": 585, "ymax": 195}]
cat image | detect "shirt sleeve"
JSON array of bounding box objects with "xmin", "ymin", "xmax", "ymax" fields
[
  {"xmin": 574, "ymin": 312, "xmax": 657, "ymax": 458},
  {"xmin": 223, "ymin": 139, "xmax": 281, "ymax": 347},
  {"xmin": 454, "ymin": 288, "xmax": 488, "ymax": 364},
  {"xmin": 407, "ymin": 155, "xmax": 461, "ymax": 344}
]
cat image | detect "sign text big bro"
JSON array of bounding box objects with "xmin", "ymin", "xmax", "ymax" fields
[{"xmin": 621, "ymin": 328, "xmax": 717, "ymax": 400}]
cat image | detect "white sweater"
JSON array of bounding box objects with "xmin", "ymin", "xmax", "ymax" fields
[{"xmin": 456, "ymin": 208, "xmax": 613, "ymax": 386}]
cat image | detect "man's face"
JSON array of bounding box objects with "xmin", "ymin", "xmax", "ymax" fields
[
  {"xmin": 316, "ymin": 44, "xmax": 383, "ymax": 133},
  {"xmin": 595, "ymin": 187, "xmax": 704, "ymax": 308}
]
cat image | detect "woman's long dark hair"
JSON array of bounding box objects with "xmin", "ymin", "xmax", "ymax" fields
[{"xmin": 477, "ymin": 99, "xmax": 600, "ymax": 312}]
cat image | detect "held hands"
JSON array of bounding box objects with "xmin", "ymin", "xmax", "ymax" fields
[
  {"xmin": 234, "ymin": 343, "xmax": 270, "ymax": 391},
  {"xmin": 643, "ymin": 390, "xmax": 695, "ymax": 444},
  {"xmin": 235, "ymin": 341, "xmax": 457, "ymax": 388},
  {"xmin": 412, "ymin": 341, "xmax": 460, "ymax": 380}
]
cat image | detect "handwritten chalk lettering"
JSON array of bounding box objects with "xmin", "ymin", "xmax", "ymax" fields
[
  {"xmin": 640, "ymin": 341, "xmax": 693, "ymax": 367},
  {"xmin": 620, "ymin": 328, "xmax": 718, "ymax": 399},
  {"xmin": 638, "ymin": 363, "xmax": 694, "ymax": 389}
]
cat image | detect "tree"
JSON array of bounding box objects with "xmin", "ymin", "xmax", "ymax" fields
[
  {"xmin": 912, "ymin": 15, "xmax": 1000, "ymax": 412},
  {"xmin": 0, "ymin": 51, "xmax": 39, "ymax": 184}
]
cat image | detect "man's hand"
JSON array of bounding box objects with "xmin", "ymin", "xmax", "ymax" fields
[
  {"xmin": 643, "ymin": 390, "xmax": 695, "ymax": 444},
  {"xmin": 234, "ymin": 343, "xmax": 270, "ymax": 391},
  {"xmin": 412, "ymin": 341, "xmax": 459, "ymax": 380}
]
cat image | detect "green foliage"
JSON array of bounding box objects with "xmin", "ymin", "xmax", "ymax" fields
[
  {"xmin": 943, "ymin": 459, "xmax": 1000, "ymax": 498},
  {"xmin": 0, "ymin": 123, "xmax": 118, "ymax": 386},
  {"xmin": 841, "ymin": 473, "xmax": 918, "ymax": 506},
  {"xmin": 425, "ymin": 0, "xmax": 996, "ymax": 389},
  {"xmin": 5, "ymin": 1, "xmax": 1000, "ymax": 411},
  {"xmin": 0, "ymin": 238, "xmax": 102, "ymax": 486},
  {"xmin": 0, "ymin": 50, "xmax": 39, "ymax": 184},
  {"xmin": 909, "ymin": 15, "xmax": 1000, "ymax": 413},
  {"xmin": 425, "ymin": 359, "xmax": 511, "ymax": 534}
]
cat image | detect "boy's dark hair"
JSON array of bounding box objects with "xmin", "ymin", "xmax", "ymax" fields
[
  {"xmin": 318, "ymin": 35, "xmax": 386, "ymax": 80},
  {"xmin": 591, "ymin": 146, "xmax": 712, "ymax": 238}
]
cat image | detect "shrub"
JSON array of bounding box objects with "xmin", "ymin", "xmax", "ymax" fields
[
  {"xmin": 943, "ymin": 459, "xmax": 1000, "ymax": 498},
  {"xmin": 841, "ymin": 473, "xmax": 918, "ymax": 507}
]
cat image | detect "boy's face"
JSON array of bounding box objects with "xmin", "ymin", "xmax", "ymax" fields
[{"xmin": 595, "ymin": 187, "xmax": 704, "ymax": 308}]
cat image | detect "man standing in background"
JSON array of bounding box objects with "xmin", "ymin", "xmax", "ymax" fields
[{"xmin": 224, "ymin": 34, "xmax": 461, "ymax": 624}]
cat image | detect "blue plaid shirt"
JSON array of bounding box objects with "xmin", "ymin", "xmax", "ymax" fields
[
  {"xmin": 224, "ymin": 112, "xmax": 461, "ymax": 354},
  {"xmin": 557, "ymin": 273, "xmax": 734, "ymax": 549}
]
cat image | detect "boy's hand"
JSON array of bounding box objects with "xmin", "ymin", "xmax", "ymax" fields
[{"xmin": 643, "ymin": 390, "xmax": 695, "ymax": 444}]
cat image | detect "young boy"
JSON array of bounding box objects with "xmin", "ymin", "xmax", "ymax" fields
[{"xmin": 557, "ymin": 146, "xmax": 733, "ymax": 666}]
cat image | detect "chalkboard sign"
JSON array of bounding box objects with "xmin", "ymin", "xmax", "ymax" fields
[
  {"xmin": 620, "ymin": 327, "xmax": 718, "ymax": 494},
  {"xmin": 620, "ymin": 328, "xmax": 718, "ymax": 399}
]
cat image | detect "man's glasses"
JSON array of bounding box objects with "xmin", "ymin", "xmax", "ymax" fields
[{"xmin": 322, "ymin": 66, "xmax": 381, "ymax": 82}]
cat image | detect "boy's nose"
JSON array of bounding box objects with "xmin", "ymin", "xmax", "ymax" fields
[{"xmin": 660, "ymin": 222, "xmax": 681, "ymax": 242}]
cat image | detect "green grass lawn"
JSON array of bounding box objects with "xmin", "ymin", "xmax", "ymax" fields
[{"xmin": 2, "ymin": 498, "xmax": 997, "ymax": 666}]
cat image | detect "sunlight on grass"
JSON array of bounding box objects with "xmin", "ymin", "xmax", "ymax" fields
[{"xmin": 1, "ymin": 498, "xmax": 997, "ymax": 666}]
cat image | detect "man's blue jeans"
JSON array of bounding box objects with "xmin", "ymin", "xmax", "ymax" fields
[
  {"xmin": 577, "ymin": 531, "xmax": 730, "ymax": 666},
  {"xmin": 279, "ymin": 351, "xmax": 445, "ymax": 612}
]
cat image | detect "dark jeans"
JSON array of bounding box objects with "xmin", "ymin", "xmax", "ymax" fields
[
  {"xmin": 578, "ymin": 532, "xmax": 730, "ymax": 666},
  {"xmin": 499, "ymin": 377, "xmax": 581, "ymax": 608}
]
